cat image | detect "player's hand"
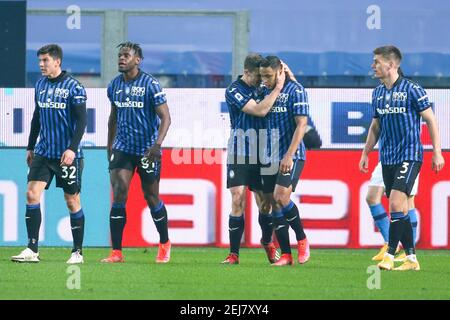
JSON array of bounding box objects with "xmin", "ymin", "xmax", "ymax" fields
[
  {"xmin": 280, "ymin": 155, "xmax": 293, "ymax": 174},
  {"xmin": 281, "ymin": 60, "xmax": 296, "ymax": 82},
  {"xmin": 359, "ymin": 153, "xmax": 369, "ymax": 173},
  {"xmin": 275, "ymin": 67, "xmax": 286, "ymax": 91},
  {"xmin": 26, "ymin": 150, "xmax": 34, "ymax": 167},
  {"xmin": 144, "ymin": 143, "xmax": 162, "ymax": 162},
  {"xmin": 432, "ymin": 151, "xmax": 445, "ymax": 173},
  {"xmin": 60, "ymin": 149, "xmax": 76, "ymax": 166}
]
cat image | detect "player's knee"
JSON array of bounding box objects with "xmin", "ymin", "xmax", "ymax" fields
[
  {"xmin": 366, "ymin": 194, "xmax": 379, "ymax": 206},
  {"xmin": 144, "ymin": 193, "xmax": 159, "ymax": 208},
  {"xmin": 64, "ymin": 195, "xmax": 80, "ymax": 212},
  {"xmin": 258, "ymin": 200, "xmax": 271, "ymax": 214},
  {"xmin": 389, "ymin": 199, "xmax": 405, "ymax": 213},
  {"xmin": 273, "ymin": 192, "xmax": 289, "ymax": 207},
  {"xmin": 26, "ymin": 189, "xmax": 40, "ymax": 204},
  {"xmin": 112, "ymin": 186, "xmax": 129, "ymax": 203},
  {"xmin": 231, "ymin": 191, "xmax": 245, "ymax": 211}
]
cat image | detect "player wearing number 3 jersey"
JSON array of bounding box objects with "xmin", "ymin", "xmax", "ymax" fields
[{"xmin": 359, "ymin": 45, "xmax": 445, "ymax": 271}]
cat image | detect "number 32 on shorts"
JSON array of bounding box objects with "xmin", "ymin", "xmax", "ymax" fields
[{"xmin": 61, "ymin": 165, "xmax": 77, "ymax": 179}]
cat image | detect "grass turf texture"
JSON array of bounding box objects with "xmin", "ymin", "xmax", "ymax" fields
[{"xmin": 1, "ymin": 247, "xmax": 449, "ymax": 300}]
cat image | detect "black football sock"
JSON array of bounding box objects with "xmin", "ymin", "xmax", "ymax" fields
[
  {"xmin": 387, "ymin": 212, "xmax": 407, "ymax": 256},
  {"xmin": 150, "ymin": 201, "xmax": 169, "ymax": 244},
  {"xmin": 258, "ymin": 212, "xmax": 273, "ymax": 244},
  {"xmin": 26, "ymin": 204, "xmax": 42, "ymax": 253},
  {"xmin": 273, "ymin": 211, "xmax": 291, "ymax": 254},
  {"xmin": 70, "ymin": 209, "xmax": 85, "ymax": 254},
  {"xmin": 282, "ymin": 201, "xmax": 306, "ymax": 241},
  {"xmin": 110, "ymin": 202, "xmax": 126, "ymax": 250},
  {"xmin": 401, "ymin": 215, "xmax": 415, "ymax": 256},
  {"xmin": 229, "ymin": 215, "xmax": 245, "ymax": 255}
]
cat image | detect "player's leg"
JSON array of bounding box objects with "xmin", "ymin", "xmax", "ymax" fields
[
  {"xmin": 11, "ymin": 181, "xmax": 47, "ymax": 263},
  {"xmin": 391, "ymin": 162, "xmax": 421, "ymax": 271},
  {"xmin": 253, "ymin": 190, "xmax": 279, "ymax": 263},
  {"xmin": 101, "ymin": 150, "xmax": 136, "ymax": 262},
  {"xmin": 138, "ymin": 158, "xmax": 170, "ymax": 263},
  {"xmin": 100, "ymin": 167, "xmax": 133, "ymax": 262},
  {"xmin": 55, "ymin": 158, "xmax": 85, "ymax": 264},
  {"xmin": 222, "ymin": 162, "xmax": 250, "ymax": 264},
  {"xmin": 12, "ymin": 155, "xmax": 50, "ymax": 263},
  {"xmin": 271, "ymin": 199, "xmax": 293, "ymax": 266},
  {"xmin": 274, "ymin": 160, "xmax": 309, "ymax": 264},
  {"xmin": 366, "ymin": 185, "xmax": 390, "ymax": 260},
  {"xmin": 64, "ymin": 192, "xmax": 84, "ymax": 264},
  {"xmin": 408, "ymin": 174, "xmax": 419, "ymax": 244},
  {"xmin": 222, "ymin": 185, "xmax": 246, "ymax": 264}
]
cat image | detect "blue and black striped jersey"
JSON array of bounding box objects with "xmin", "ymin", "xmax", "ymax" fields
[
  {"xmin": 265, "ymin": 80, "xmax": 309, "ymax": 162},
  {"xmin": 107, "ymin": 70, "xmax": 167, "ymax": 156},
  {"xmin": 372, "ymin": 77, "xmax": 430, "ymax": 165},
  {"xmin": 225, "ymin": 77, "xmax": 267, "ymax": 159},
  {"xmin": 33, "ymin": 71, "xmax": 87, "ymax": 159}
]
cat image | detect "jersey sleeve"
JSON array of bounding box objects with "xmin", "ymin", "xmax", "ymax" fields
[
  {"xmin": 107, "ymin": 82, "xmax": 113, "ymax": 103},
  {"xmin": 410, "ymin": 83, "xmax": 430, "ymax": 112},
  {"xmin": 225, "ymin": 86, "xmax": 252, "ymax": 110},
  {"xmin": 70, "ymin": 83, "xmax": 87, "ymax": 106},
  {"xmin": 148, "ymin": 79, "xmax": 167, "ymax": 107},
  {"xmin": 292, "ymin": 86, "xmax": 309, "ymax": 116},
  {"xmin": 372, "ymin": 89, "xmax": 379, "ymax": 118}
]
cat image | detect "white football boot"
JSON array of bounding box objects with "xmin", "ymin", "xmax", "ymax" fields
[
  {"xmin": 67, "ymin": 250, "xmax": 84, "ymax": 264},
  {"xmin": 11, "ymin": 248, "xmax": 40, "ymax": 263}
]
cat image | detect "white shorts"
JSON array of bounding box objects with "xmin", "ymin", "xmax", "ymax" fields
[{"xmin": 368, "ymin": 162, "xmax": 419, "ymax": 195}]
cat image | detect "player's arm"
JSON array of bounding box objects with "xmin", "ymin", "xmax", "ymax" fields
[
  {"xmin": 280, "ymin": 115, "xmax": 308, "ymax": 173},
  {"xmin": 242, "ymin": 68, "xmax": 286, "ymax": 117},
  {"xmin": 145, "ymin": 102, "xmax": 171, "ymax": 161},
  {"xmin": 26, "ymin": 102, "xmax": 40, "ymax": 167},
  {"xmin": 107, "ymin": 104, "xmax": 117, "ymax": 159},
  {"xmin": 359, "ymin": 118, "xmax": 380, "ymax": 173},
  {"xmin": 61, "ymin": 86, "xmax": 87, "ymax": 166},
  {"xmin": 420, "ymin": 108, "xmax": 445, "ymax": 173}
]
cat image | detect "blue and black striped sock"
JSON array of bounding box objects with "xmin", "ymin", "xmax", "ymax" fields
[{"xmin": 369, "ymin": 204, "xmax": 390, "ymax": 243}]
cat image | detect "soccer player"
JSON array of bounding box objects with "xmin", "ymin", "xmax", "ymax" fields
[
  {"xmin": 368, "ymin": 161, "xmax": 419, "ymax": 262},
  {"xmin": 222, "ymin": 53, "xmax": 286, "ymax": 264},
  {"xmin": 258, "ymin": 56, "xmax": 310, "ymax": 266},
  {"xmin": 359, "ymin": 45, "xmax": 445, "ymax": 271},
  {"xmin": 101, "ymin": 42, "xmax": 172, "ymax": 264},
  {"xmin": 11, "ymin": 44, "xmax": 87, "ymax": 264}
]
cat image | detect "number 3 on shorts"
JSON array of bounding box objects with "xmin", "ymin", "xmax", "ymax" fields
[{"xmin": 400, "ymin": 162, "xmax": 409, "ymax": 174}]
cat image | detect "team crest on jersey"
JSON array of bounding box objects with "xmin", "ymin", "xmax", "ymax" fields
[
  {"xmin": 275, "ymin": 93, "xmax": 289, "ymax": 104},
  {"xmin": 54, "ymin": 88, "xmax": 70, "ymax": 99},
  {"xmin": 131, "ymin": 86, "xmax": 146, "ymax": 97},
  {"xmin": 392, "ymin": 91, "xmax": 407, "ymax": 102}
]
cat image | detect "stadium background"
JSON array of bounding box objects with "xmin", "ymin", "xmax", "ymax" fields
[{"xmin": 1, "ymin": 0, "xmax": 449, "ymax": 250}]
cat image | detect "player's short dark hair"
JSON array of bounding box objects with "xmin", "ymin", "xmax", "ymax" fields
[
  {"xmin": 260, "ymin": 55, "xmax": 282, "ymax": 70},
  {"xmin": 373, "ymin": 45, "xmax": 402, "ymax": 63},
  {"xmin": 117, "ymin": 41, "xmax": 143, "ymax": 59},
  {"xmin": 37, "ymin": 44, "xmax": 63, "ymax": 62},
  {"xmin": 244, "ymin": 53, "xmax": 263, "ymax": 72}
]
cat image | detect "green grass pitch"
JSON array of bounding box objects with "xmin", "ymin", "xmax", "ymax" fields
[{"xmin": 1, "ymin": 247, "xmax": 449, "ymax": 300}]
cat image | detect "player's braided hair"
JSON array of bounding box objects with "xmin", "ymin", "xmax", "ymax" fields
[{"xmin": 117, "ymin": 42, "xmax": 144, "ymax": 59}]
